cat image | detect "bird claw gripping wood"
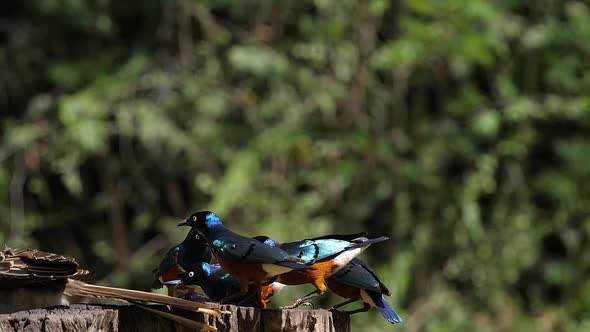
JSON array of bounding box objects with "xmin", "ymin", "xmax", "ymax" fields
[{"xmin": 280, "ymin": 300, "xmax": 315, "ymax": 310}]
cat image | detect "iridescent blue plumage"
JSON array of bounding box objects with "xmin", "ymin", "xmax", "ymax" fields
[
  {"xmin": 252, "ymin": 234, "xmax": 389, "ymax": 309},
  {"xmin": 255, "ymin": 233, "xmax": 387, "ymax": 264},
  {"xmin": 172, "ymin": 262, "xmax": 282, "ymax": 307},
  {"xmin": 328, "ymin": 258, "xmax": 402, "ymax": 324},
  {"xmin": 178, "ymin": 211, "xmax": 311, "ymax": 297},
  {"xmin": 181, "ymin": 262, "xmax": 240, "ymax": 301},
  {"xmin": 179, "ymin": 212, "xmax": 309, "ymax": 270},
  {"xmin": 366, "ymin": 291, "xmax": 403, "ymax": 324},
  {"xmin": 329, "ymin": 258, "xmax": 389, "ymax": 294}
]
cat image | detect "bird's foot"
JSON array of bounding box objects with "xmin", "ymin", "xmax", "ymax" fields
[
  {"xmin": 299, "ymin": 301, "xmax": 314, "ymax": 309},
  {"xmin": 280, "ymin": 300, "xmax": 314, "ymax": 309}
]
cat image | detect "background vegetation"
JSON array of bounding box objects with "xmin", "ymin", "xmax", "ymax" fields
[{"xmin": 2, "ymin": 0, "xmax": 590, "ymax": 330}]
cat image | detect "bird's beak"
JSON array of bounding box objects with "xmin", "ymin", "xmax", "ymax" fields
[{"xmin": 177, "ymin": 220, "xmax": 188, "ymax": 226}]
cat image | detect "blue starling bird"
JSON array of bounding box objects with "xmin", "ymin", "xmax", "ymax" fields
[
  {"xmin": 177, "ymin": 211, "xmax": 310, "ymax": 299},
  {"xmin": 166, "ymin": 262, "xmax": 286, "ymax": 308},
  {"xmin": 254, "ymin": 233, "xmax": 388, "ymax": 308},
  {"xmin": 327, "ymin": 258, "xmax": 402, "ymax": 324},
  {"xmin": 175, "ymin": 262, "xmax": 238, "ymax": 302},
  {"xmin": 152, "ymin": 228, "xmax": 213, "ymax": 296}
]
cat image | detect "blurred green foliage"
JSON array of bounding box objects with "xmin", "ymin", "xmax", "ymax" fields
[{"xmin": 2, "ymin": 0, "xmax": 590, "ymax": 330}]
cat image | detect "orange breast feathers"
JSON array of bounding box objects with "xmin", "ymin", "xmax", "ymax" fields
[
  {"xmin": 260, "ymin": 284, "xmax": 275, "ymax": 307},
  {"xmin": 275, "ymin": 259, "xmax": 339, "ymax": 292},
  {"xmin": 217, "ymin": 259, "xmax": 269, "ymax": 291}
]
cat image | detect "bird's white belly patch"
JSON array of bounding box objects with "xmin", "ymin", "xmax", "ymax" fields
[{"xmin": 331, "ymin": 248, "xmax": 362, "ymax": 271}]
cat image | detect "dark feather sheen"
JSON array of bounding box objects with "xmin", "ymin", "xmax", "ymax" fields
[
  {"xmin": 329, "ymin": 258, "xmax": 390, "ymax": 295},
  {"xmin": 152, "ymin": 228, "xmax": 212, "ymax": 288}
]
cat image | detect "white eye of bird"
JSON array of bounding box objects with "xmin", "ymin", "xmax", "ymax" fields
[
  {"xmin": 193, "ymin": 216, "xmax": 197, "ymax": 222},
  {"xmin": 195, "ymin": 234, "xmax": 200, "ymax": 240},
  {"xmin": 189, "ymin": 271, "xmax": 195, "ymax": 277}
]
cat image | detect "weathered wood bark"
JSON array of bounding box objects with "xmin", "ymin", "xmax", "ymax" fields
[
  {"xmin": 261, "ymin": 308, "xmax": 350, "ymax": 332},
  {"xmin": 0, "ymin": 305, "xmax": 118, "ymax": 332},
  {"xmin": 0, "ymin": 304, "xmax": 350, "ymax": 332}
]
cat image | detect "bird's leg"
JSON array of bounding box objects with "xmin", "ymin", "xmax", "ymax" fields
[
  {"xmin": 341, "ymin": 302, "xmax": 371, "ymax": 315},
  {"xmin": 281, "ymin": 290, "xmax": 320, "ymax": 309},
  {"xmin": 330, "ymin": 298, "xmax": 356, "ymax": 310},
  {"xmin": 166, "ymin": 285, "xmax": 175, "ymax": 297}
]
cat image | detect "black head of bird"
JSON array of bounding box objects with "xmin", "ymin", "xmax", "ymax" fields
[
  {"xmin": 178, "ymin": 211, "xmax": 223, "ymax": 236},
  {"xmin": 180, "ymin": 262, "xmax": 211, "ymax": 287}
]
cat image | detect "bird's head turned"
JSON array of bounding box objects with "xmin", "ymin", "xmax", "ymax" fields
[
  {"xmin": 178, "ymin": 211, "xmax": 222, "ymax": 230},
  {"xmin": 186, "ymin": 227, "xmax": 206, "ymax": 242},
  {"xmin": 181, "ymin": 262, "xmax": 211, "ymax": 285}
]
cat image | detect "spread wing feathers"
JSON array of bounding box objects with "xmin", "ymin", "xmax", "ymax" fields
[
  {"xmin": 329, "ymin": 258, "xmax": 390, "ymax": 295},
  {"xmin": 65, "ymin": 279, "xmax": 225, "ymax": 316},
  {"xmin": 0, "ymin": 248, "xmax": 88, "ymax": 280}
]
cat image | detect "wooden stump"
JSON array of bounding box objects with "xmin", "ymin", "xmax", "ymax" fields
[
  {"xmin": 0, "ymin": 305, "xmax": 118, "ymax": 332},
  {"xmin": 0, "ymin": 304, "xmax": 350, "ymax": 332}
]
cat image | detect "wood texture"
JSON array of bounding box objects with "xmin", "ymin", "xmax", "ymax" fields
[
  {"xmin": 0, "ymin": 304, "xmax": 350, "ymax": 332},
  {"xmin": 262, "ymin": 308, "xmax": 350, "ymax": 332},
  {"xmin": 0, "ymin": 305, "xmax": 118, "ymax": 332}
]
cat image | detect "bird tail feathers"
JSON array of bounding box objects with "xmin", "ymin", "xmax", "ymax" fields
[{"xmin": 367, "ymin": 290, "xmax": 402, "ymax": 324}]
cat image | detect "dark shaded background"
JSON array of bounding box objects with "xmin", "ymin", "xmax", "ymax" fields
[{"xmin": 2, "ymin": 0, "xmax": 590, "ymax": 330}]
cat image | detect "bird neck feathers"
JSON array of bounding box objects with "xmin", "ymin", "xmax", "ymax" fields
[{"xmin": 205, "ymin": 213, "xmax": 223, "ymax": 229}]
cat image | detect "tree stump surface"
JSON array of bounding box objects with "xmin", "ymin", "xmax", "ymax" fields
[
  {"xmin": 0, "ymin": 304, "xmax": 350, "ymax": 332},
  {"xmin": 0, "ymin": 305, "xmax": 118, "ymax": 332}
]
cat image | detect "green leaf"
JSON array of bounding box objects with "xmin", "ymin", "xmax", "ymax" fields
[{"xmin": 228, "ymin": 46, "xmax": 290, "ymax": 78}]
